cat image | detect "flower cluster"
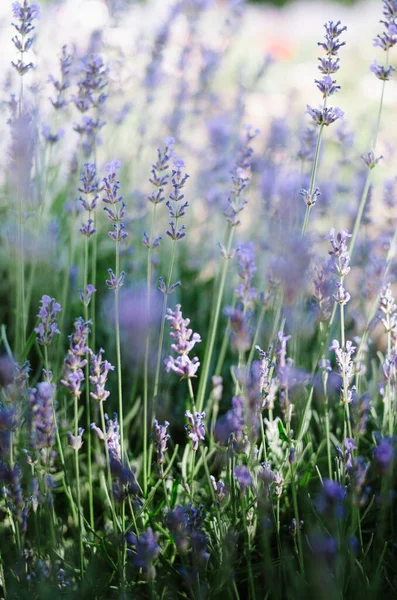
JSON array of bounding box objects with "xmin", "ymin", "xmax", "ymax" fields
[
  {"xmin": 73, "ymin": 55, "xmax": 108, "ymax": 113},
  {"xmin": 166, "ymin": 157, "xmax": 190, "ymax": 242},
  {"xmin": 224, "ymin": 126, "xmax": 257, "ymax": 227},
  {"xmin": 126, "ymin": 528, "xmax": 160, "ymax": 580},
  {"xmin": 185, "ymin": 410, "xmax": 206, "ymax": 452},
  {"xmin": 48, "ymin": 44, "xmax": 72, "ymax": 111},
  {"xmin": 329, "ymin": 339, "xmax": 356, "ymax": 403},
  {"xmin": 103, "ymin": 160, "xmax": 127, "ymax": 243},
  {"xmin": 34, "ymin": 295, "xmax": 62, "ymax": 345},
  {"xmin": 152, "ymin": 419, "xmax": 170, "ymax": 466},
  {"xmin": 148, "ymin": 138, "xmax": 174, "ymax": 206},
  {"xmin": 327, "ymin": 227, "xmax": 351, "ymax": 281},
  {"xmin": 234, "ymin": 242, "xmax": 257, "ymax": 307},
  {"xmin": 60, "ymin": 318, "xmax": 90, "ymax": 398},
  {"xmin": 259, "ymin": 462, "xmax": 284, "ymax": 497},
  {"xmin": 26, "ymin": 381, "xmax": 55, "ymax": 450},
  {"xmin": 89, "ymin": 348, "xmax": 114, "ymax": 403},
  {"xmin": 79, "ymin": 163, "xmax": 100, "ymax": 239},
  {"xmin": 234, "ymin": 465, "xmax": 252, "ymax": 493},
  {"xmin": 164, "ymin": 304, "xmax": 201, "ymax": 378},
  {"xmin": 11, "ymin": 1, "xmax": 40, "ymax": 76},
  {"xmin": 373, "ymin": 0, "xmax": 397, "ymax": 52}
]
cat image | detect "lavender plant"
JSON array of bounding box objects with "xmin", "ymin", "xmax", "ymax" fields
[{"xmin": 1, "ymin": 0, "xmax": 397, "ymax": 598}]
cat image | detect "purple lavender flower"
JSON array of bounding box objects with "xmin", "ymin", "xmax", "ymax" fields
[
  {"xmin": 73, "ymin": 55, "xmax": 108, "ymax": 113},
  {"xmin": 318, "ymin": 56, "xmax": 340, "ymax": 74},
  {"xmin": 333, "ymin": 282, "xmax": 351, "ymax": 306},
  {"xmin": 373, "ymin": 8, "xmax": 397, "ymax": 50},
  {"xmin": 166, "ymin": 156, "xmax": 190, "ymax": 241},
  {"xmin": 316, "ymin": 479, "xmax": 346, "ymax": 518},
  {"xmin": 102, "ymin": 161, "xmax": 128, "ymax": 244},
  {"xmin": 89, "ymin": 348, "xmax": 114, "ymax": 403},
  {"xmin": 327, "ymin": 228, "xmax": 351, "ymax": 277},
  {"xmin": 210, "ymin": 475, "xmax": 227, "ymax": 502},
  {"xmin": 329, "ymin": 339, "xmax": 356, "ymax": 403},
  {"xmin": 79, "ymin": 163, "xmax": 99, "ymax": 211},
  {"xmin": 26, "ymin": 382, "xmax": 55, "ymax": 450},
  {"xmin": 48, "ymin": 44, "xmax": 72, "ymax": 110},
  {"xmin": 80, "ymin": 219, "xmax": 96, "ymax": 237},
  {"xmin": 79, "ymin": 284, "xmax": 96, "ymax": 306},
  {"xmin": 224, "ymin": 126, "xmax": 258, "ymax": 227},
  {"xmin": 223, "ymin": 306, "xmax": 251, "ymax": 352},
  {"xmin": 373, "ymin": 437, "xmax": 395, "ymax": 474},
  {"xmin": 60, "ymin": 318, "xmax": 90, "ymax": 398},
  {"xmin": 105, "ymin": 268, "xmax": 126, "ymax": 290},
  {"xmin": 306, "ymin": 105, "xmax": 344, "ymax": 127},
  {"xmin": 371, "ymin": 60, "xmax": 395, "ymax": 80},
  {"xmin": 361, "ymin": 150, "xmax": 383, "ymax": 169},
  {"xmin": 234, "ymin": 465, "xmax": 252, "ymax": 493},
  {"xmin": 11, "ymin": 1, "xmax": 40, "ymax": 76},
  {"xmin": 314, "ymin": 75, "xmax": 341, "ymax": 98},
  {"xmin": 185, "ymin": 410, "xmax": 206, "ymax": 452},
  {"xmin": 234, "ymin": 242, "xmax": 257, "ymax": 306},
  {"xmin": 300, "ymin": 186, "xmax": 321, "ymax": 207},
  {"xmin": 147, "ymin": 140, "xmax": 174, "ymax": 205},
  {"xmin": 68, "ymin": 427, "xmax": 84, "ymax": 451},
  {"xmin": 34, "ymin": 295, "xmax": 62, "ymax": 345},
  {"xmin": 152, "ymin": 419, "xmax": 170, "ymax": 466},
  {"xmin": 127, "ymin": 528, "xmax": 160, "ymax": 580},
  {"xmin": 91, "ymin": 412, "xmax": 120, "ymax": 461},
  {"xmin": 164, "ymin": 305, "xmax": 201, "ymax": 379},
  {"xmin": 0, "ymin": 462, "xmax": 28, "ymax": 534},
  {"xmin": 42, "ymin": 124, "xmax": 64, "ymax": 145},
  {"xmin": 0, "ymin": 405, "xmax": 18, "ymax": 456}
]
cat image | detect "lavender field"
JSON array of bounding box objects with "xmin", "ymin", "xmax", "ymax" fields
[{"xmin": 0, "ymin": 0, "xmax": 397, "ymax": 598}]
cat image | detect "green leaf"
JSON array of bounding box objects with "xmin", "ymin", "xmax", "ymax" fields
[{"xmin": 278, "ymin": 420, "xmax": 290, "ymax": 443}]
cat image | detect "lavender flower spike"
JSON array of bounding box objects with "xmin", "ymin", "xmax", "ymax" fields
[
  {"xmin": 89, "ymin": 348, "xmax": 114, "ymax": 403},
  {"xmin": 164, "ymin": 304, "xmax": 201, "ymax": 379},
  {"xmin": 34, "ymin": 295, "xmax": 62, "ymax": 345},
  {"xmin": 60, "ymin": 318, "xmax": 90, "ymax": 398},
  {"xmin": 68, "ymin": 427, "xmax": 84, "ymax": 451},
  {"xmin": 185, "ymin": 410, "xmax": 206, "ymax": 451},
  {"xmin": 152, "ymin": 419, "xmax": 170, "ymax": 466},
  {"xmin": 27, "ymin": 381, "xmax": 56, "ymax": 450}
]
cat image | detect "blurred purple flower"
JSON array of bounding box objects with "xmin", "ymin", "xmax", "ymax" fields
[{"xmin": 34, "ymin": 295, "xmax": 62, "ymax": 346}]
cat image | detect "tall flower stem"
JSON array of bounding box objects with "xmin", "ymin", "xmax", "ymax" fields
[
  {"xmin": 99, "ymin": 403, "xmax": 118, "ymax": 532},
  {"xmin": 83, "ymin": 234, "xmax": 94, "ymax": 529},
  {"xmin": 301, "ymin": 120, "xmax": 325, "ymax": 237},
  {"xmin": 143, "ymin": 203, "xmax": 158, "ymax": 497},
  {"xmin": 301, "ymin": 93, "xmax": 327, "ymax": 238},
  {"xmin": 290, "ymin": 461, "xmax": 304, "ymax": 575},
  {"xmin": 196, "ymin": 227, "xmax": 235, "ymax": 413},
  {"xmin": 153, "ymin": 237, "xmax": 177, "ymax": 403},
  {"xmin": 74, "ymin": 394, "xmax": 84, "ymax": 578},
  {"xmin": 115, "ymin": 239, "xmax": 124, "ymax": 459}
]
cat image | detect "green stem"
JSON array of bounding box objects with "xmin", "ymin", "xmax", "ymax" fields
[
  {"xmin": 196, "ymin": 227, "xmax": 235, "ymax": 413},
  {"xmin": 143, "ymin": 203, "xmax": 158, "ymax": 496},
  {"xmin": 74, "ymin": 394, "xmax": 84, "ymax": 578},
  {"xmin": 290, "ymin": 461, "xmax": 304, "ymax": 575},
  {"xmin": 301, "ymin": 119, "xmax": 325, "ymax": 237},
  {"xmin": 115, "ymin": 240, "xmax": 124, "ymax": 457},
  {"xmin": 83, "ymin": 235, "xmax": 94, "ymax": 530}
]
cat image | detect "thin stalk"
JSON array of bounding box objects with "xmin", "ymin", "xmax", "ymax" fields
[
  {"xmin": 247, "ymin": 303, "xmax": 267, "ymax": 366},
  {"xmin": 301, "ymin": 121, "xmax": 325, "ymax": 237},
  {"xmin": 196, "ymin": 226, "xmax": 235, "ymax": 413},
  {"xmin": 115, "ymin": 240, "xmax": 124, "ymax": 457},
  {"xmin": 143, "ymin": 203, "xmax": 158, "ymax": 496},
  {"xmin": 153, "ymin": 238, "xmax": 178, "ymax": 402},
  {"xmin": 290, "ymin": 462, "xmax": 304, "ymax": 575},
  {"xmin": 74, "ymin": 394, "xmax": 84, "ymax": 578},
  {"xmin": 83, "ymin": 234, "xmax": 94, "ymax": 530}
]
